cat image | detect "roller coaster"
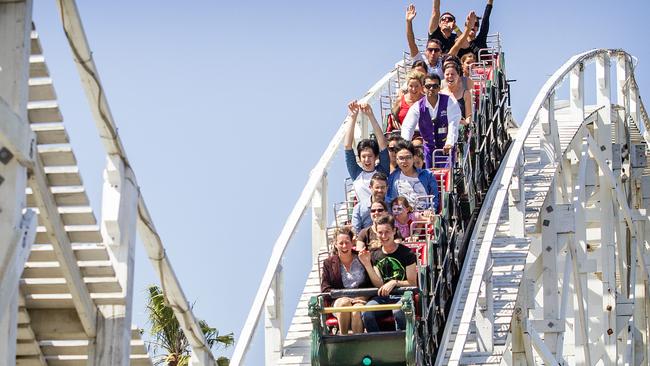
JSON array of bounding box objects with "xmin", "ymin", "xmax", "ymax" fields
[{"xmin": 2, "ymin": 2, "xmax": 650, "ymax": 366}]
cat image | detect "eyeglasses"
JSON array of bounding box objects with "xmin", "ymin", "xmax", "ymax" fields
[
  {"xmin": 396, "ymin": 155, "xmax": 413, "ymax": 162},
  {"xmin": 370, "ymin": 208, "xmax": 385, "ymax": 213},
  {"xmin": 424, "ymin": 83, "xmax": 440, "ymax": 90},
  {"xmin": 392, "ymin": 206, "xmax": 404, "ymax": 214},
  {"xmin": 426, "ymin": 47, "xmax": 441, "ymax": 53},
  {"xmin": 440, "ymin": 16, "xmax": 455, "ymax": 22}
]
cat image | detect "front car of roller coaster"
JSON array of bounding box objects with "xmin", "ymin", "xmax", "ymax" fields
[{"xmin": 307, "ymin": 34, "xmax": 515, "ymax": 366}]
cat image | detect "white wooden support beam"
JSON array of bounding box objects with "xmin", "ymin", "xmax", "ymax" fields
[
  {"xmin": 28, "ymin": 155, "xmax": 98, "ymax": 336},
  {"xmin": 264, "ymin": 266, "xmax": 284, "ymax": 365},
  {"xmin": 570, "ymin": 63, "xmax": 585, "ymax": 125},
  {"xmin": 0, "ymin": 1, "xmax": 33, "ymax": 363},
  {"xmin": 95, "ymin": 155, "xmax": 138, "ymax": 365},
  {"xmin": 311, "ymin": 173, "xmax": 328, "ymax": 262},
  {"xmin": 540, "ymin": 193, "xmax": 561, "ymax": 358},
  {"xmin": 539, "ymin": 95, "xmax": 557, "ymax": 166},
  {"xmin": 555, "ymin": 246, "xmax": 572, "ymax": 360},
  {"xmin": 593, "ymin": 110, "xmax": 617, "ymax": 365},
  {"xmin": 0, "ymin": 98, "xmax": 35, "ymax": 167},
  {"xmin": 525, "ymin": 320, "xmax": 561, "ymax": 366},
  {"xmin": 571, "ymin": 138, "xmax": 592, "ymax": 366},
  {"xmin": 0, "ymin": 210, "xmax": 36, "ymax": 322},
  {"xmin": 616, "ymin": 54, "xmax": 630, "ymax": 143},
  {"xmin": 475, "ymin": 254, "xmax": 493, "ymax": 352},
  {"xmin": 508, "ymin": 151, "xmax": 525, "ymax": 238}
]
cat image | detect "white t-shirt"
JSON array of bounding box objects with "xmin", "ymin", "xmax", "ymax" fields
[
  {"xmin": 353, "ymin": 170, "xmax": 375, "ymax": 207},
  {"xmin": 396, "ymin": 173, "xmax": 427, "ymax": 207}
]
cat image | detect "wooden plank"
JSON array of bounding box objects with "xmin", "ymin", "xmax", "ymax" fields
[{"xmin": 27, "ymin": 154, "xmax": 97, "ymax": 336}]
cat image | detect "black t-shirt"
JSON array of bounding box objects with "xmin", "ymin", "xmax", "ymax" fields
[
  {"xmin": 428, "ymin": 28, "xmax": 457, "ymax": 54},
  {"xmin": 371, "ymin": 244, "xmax": 417, "ymax": 282}
]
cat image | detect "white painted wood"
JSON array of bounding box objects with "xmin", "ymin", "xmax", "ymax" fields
[
  {"xmin": 311, "ymin": 174, "xmax": 328, "ymax": 262},
  {"xmin": 0, "ymin": 98, "xmax": 34, "ymax": 167},
  {"xmin": 264, "ymin": 268, "xmax": 284, "ymax": 365},
  {"xmin": 0, "ymin": 210, "xmax": 37, "ymax": 322},
  {"xmin": 508, "ymin": 151, "xmax": 525, "ymax": 238},
  {"xmin": 540, "ymin": 194, "xmax": 560, "ymax": 357},
  {"xmin": 475, "ymin": 255, "xmax": 493, "ymax": 352},
  {"xmin": 539, "ymin": 96, "xmax": 556, "ymax": 166},
  {"xmin": 0, "ymin": 1, "xmax": 33, "ymax": 363},
  {"xmin": 95, "ymin": 155, "xmax": 138, "ymax": 365},
  {"xmin": 570, "ymin": 63, "xmax": 585, "ymax": 125},
  {"xmin": 28, "ymin": 154, "xmax": 97, "ymax": 336},
  {"xmin": 571, "ymin": 138, "xmax": 592, "ymax": 366}
]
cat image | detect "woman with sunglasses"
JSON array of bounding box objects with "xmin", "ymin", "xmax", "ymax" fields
[
  {"xmin": 321, "ymin": 226, "xmax": 381, "ymax": 334},
  {"xmin": 386, "ymin": 140, "xmax": 439, "ymax": 212},
  {"xmin": 355, "ymin": 201, "xmax": 394, "ymax": 251},
  {"xmin": 400, "ymin": 74, "xmax": 462, "ymax": 168}
]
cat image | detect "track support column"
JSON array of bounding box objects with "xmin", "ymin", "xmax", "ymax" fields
[{"xmin": 264, "ymin": 265, "xmax": 284, "ymax": 365}]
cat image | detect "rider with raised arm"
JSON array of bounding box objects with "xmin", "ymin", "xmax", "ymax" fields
[
  {"xmin": 451, "ymin": 1, "xmax": 494, "ymax": 60},
  {"xmin": 344, "ymin": 101, "xmax": 390, "ymax": 208},
  {"xmin": 427, "ymin": 0, "xmax": 457, "ymax": 54},
  {"xmin": 400, "ymin": 74, "xmax": 462, "ymax": 168},
  {"xmin": 406, "ymin": 4, "xmax": 443, "ymax": 79}
]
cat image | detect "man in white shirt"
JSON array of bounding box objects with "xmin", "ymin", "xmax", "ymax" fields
[
  {"xmin": 405, "ymin": 4, "xmax": 443, "ymax": 79},
  {"xmin": 400, "ymin": 74, "xmax": 462, "ymax": 168}
]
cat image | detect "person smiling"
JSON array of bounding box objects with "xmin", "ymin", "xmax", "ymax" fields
[
  {"xmin": 361, "ymin": 215, "xmax": 417, "ymax": 332},
  {"xmin": 386, "ymin": 140, "xmax": 439, "ymax": 212},
  {"xmin": 344, "ymin": 101, "xmax": 389, "ymax": 208},
  {"xmin": 320, "ymin": 226, "xmax": 381, "ymax": 335},
  {"xmin": 400, "ymin": 73, "xmax": 462, "ymax": 168}
]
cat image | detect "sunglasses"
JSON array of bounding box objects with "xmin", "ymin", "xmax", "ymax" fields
[
  {"xmin": 392, "ymin": 206, "xmax": 404, "ymax": 213},
  {"xmin": 440, "ymin": 17, "xmax": 455, "ymax": 22},
  {"xmin": 388, "ymin": 147, "xmax": 398, "ymax": 152},
  {"xmin": 426, "ymin": 47, "xmax": 441, "ymax": 53},
  {"xmin": 370, "ymin": 208, "xmax": 385, "ymax": 213},
  {"xmin": 424, "ymin": 83, "xmax": 440, "ymax": 90}
]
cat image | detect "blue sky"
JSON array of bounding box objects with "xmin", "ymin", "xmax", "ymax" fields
[{"xmin": 30, "ymin": 1, "xmax": 650, "ymax": 364}]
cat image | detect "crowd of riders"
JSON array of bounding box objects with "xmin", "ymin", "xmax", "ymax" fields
[{"xmin": 321, "ymin": 0, "xmax": 495, "ymax": 335}]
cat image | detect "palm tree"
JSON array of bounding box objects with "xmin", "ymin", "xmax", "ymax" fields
[{"xmin": 146, "ymin": 285, "xmax": 234, "ymax": 366}]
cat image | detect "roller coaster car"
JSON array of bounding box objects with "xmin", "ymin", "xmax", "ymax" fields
[{"xmin": 309, "ymin": 288, "xmax": 424, "ymax": 366}]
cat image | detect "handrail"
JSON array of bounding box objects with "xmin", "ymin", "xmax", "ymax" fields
[
  {"xmin": 436, "ymin": 48, "xmax": 628, "ymax": 365},
  {"xmin": 230, "ymin": 60, "xmax": 406, "ymax": 365}
]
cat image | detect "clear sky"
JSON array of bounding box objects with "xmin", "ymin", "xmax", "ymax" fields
[{"xmin": 30, "ymin": 1, "xmax": 650, "ymax": 364}]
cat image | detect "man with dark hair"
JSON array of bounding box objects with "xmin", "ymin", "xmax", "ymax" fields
[
  {"xmin": 453, "ymin": 0, "xmax": 494, "ymax": 60},
  {"xmin": 406, "ymin": 4, "xmax": 443, "ymax": 79},
  {"xmin": 400, "ymin": 73, "xmax": 462, "ymax": 168},
  {"xmin": 428, "ymin": 0, "xmax": 458, "ymax": 53},
  {"xmin": 360, "ymin": 215, "xmax": 417, "ymax": 332},
  {"xmin": 351, "ymin": 172, "xmax": 388, "ymax": 234},
  {"xmin": 344, "ymin": 101, "xmax": 389, "ymax": 208}
]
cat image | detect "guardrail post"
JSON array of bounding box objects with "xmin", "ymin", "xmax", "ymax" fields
[
  {"xmin": 570, "ymin": 63, "xmax": 585, "ymax": 125},
  {"xmin": 508, "ymin": 151, "xmax": 525, "ymax": 238},
  {"xmin": 539, "ymin": 95, "xmax": 557, "ymax": 166},
  {"xmin": 475, "ymin": 254, "xmax": 493, "ymax": 352},
  {"xmin": 264, "ymin": 265, "xmax": 284, "ymax": 365},
  {"xmin": 311, "ymin": 173, "xmax": 328, "ymax": 261}
]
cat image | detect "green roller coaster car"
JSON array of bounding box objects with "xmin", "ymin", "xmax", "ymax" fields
[{"xmin": 309, "ymin": 290, "xmax": 421, "ymax": 366}]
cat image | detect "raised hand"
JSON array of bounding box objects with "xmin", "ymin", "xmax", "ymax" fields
[
  {"xmin": 348, "ymin": 100, "xmax": 360, "ymax": 118},
  {"xmin": 359, "ymin": 103, "xmax": 374, "ymax": 116},
  {"xmin": 358, "ymin": 249, "xmax": 372, "ymax": 267},
  {"xmin": 465, "ymin": 11, "xmax": 477, "ymax": 29},
  {"xmin": 406, "ymin": 4, "xmax": 416, "ymax": 22}
]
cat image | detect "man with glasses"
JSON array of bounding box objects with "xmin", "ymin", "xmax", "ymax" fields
[
  {"xmin": 400, "ymin": 74, "xmax": 462, "ymax": 169},
  {"xmin": 428, "ymin": 0, "xmax": 458, "ymax": 53},
  {"xmin": 406, "ymin": 4, "xmax": 443, "ymax": 79}
]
